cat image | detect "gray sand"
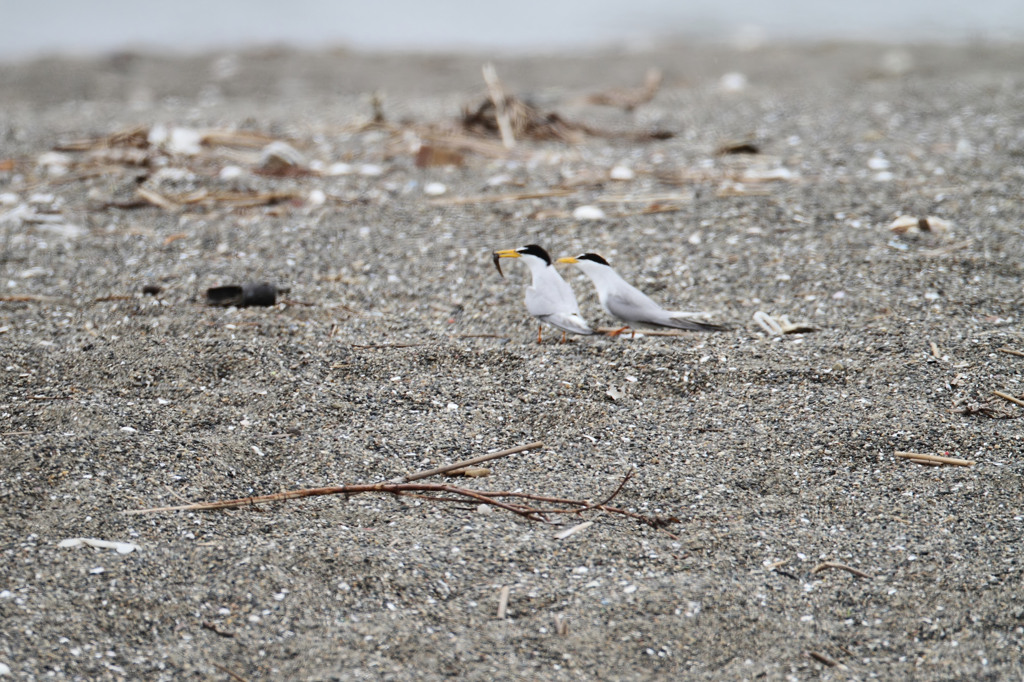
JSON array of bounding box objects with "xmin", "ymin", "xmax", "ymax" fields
[{"xmin": 1, "ymin": 43, "xmax": 1023, "ymax": 680}]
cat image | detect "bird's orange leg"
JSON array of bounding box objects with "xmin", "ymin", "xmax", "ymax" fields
[
  {"xmin": 605, "ymin": 326, "xmax": 631, "ymax": 337},
  {"xmin": 537, "ymin": 325, "xmax": 543, "ymax": 344}
]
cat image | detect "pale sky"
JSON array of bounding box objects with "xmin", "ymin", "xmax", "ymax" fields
[{"xmin": 1, "ymin": 0, "xmax": 1021, "ymax": 60}]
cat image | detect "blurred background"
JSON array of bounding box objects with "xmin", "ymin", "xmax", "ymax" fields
[{"xmin": 2, "ymin": 0, "xmax": 1022, "ymax": 60}]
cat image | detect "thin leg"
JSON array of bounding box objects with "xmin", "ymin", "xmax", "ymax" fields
[
  {"xmin": 560, "ymin": 331, "xmax": 567, "ymax": 344},
  {"xmin": 606, "ymin": 326, "xmax": 630, "ymax": 337},
  {"xmin": 537, "ymin": 324, "xmax": 543, "ymax": 344}
]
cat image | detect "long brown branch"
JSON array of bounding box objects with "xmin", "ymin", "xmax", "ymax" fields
[{"xmin": 123, "ymin": 466, "xmax": 675, "ymax": 533}]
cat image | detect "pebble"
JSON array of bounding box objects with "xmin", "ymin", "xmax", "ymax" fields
[
  {"xmin": 719, "ymin": 72, "xmax": 748, "ymax": 92},
  {"xmin": 609, "ymin": 165, "xmax": 634, "ymax": 181},
  {"xmin": 219, "ymin": 165, "xmax": 245, "ymax": 180},
  {"xmin": 572, "ymin": 205, "xmax": 606, "ymax": 220},
  {"xmin": 326, "ymin": 162, "xmax": 354, "ymax": 175}
]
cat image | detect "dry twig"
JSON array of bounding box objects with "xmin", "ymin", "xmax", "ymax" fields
[
  {"xmin": 417, "ymin": 129, "xmax": 513, "ymax": 161},
  {"xmin": 993, "ymin": 390, "xmax": 1024, "ymax": 408},
  {"xmin": 202, "ymin": 621, "xmax": 236, "ymax": 638},
  {"xmin": 428, "ymin": 189, "xmax": 574, "ymax": 206},
  {"xmin": 482, "ymin": 63, "xmax": 516, "ymax": 150},
  {"xmin": 585, "ymin": 68, "xmax": 662, "ymax": 111},
  {"xmin": 55, "ymin": 126, "xmax": 150, "ymax": 151},
  {"xmin": 124, "ymin": 463, "xmax": 673, "ymax": 533},
  {"xmin": 350, "ymin": 343, "xmax": 424, "ymax": 350},
  {"xmin": 810, "ymin": 561, "xmax": 874, "ymax": 580},
  {"xmin": 806, "ymin": 650, "xmax": 846, "ymax": 669},
  {"xmin": 921, "ymin": 240, "xmax": 972, "ymax": 257},
  {"xmin": 0, "ymin": 295, "xmax": 62, "ymax": 303},
  {"xmin": 212, "ymin": 663, "xmax": 250, "ymax": 682},
  {"xmin": 952, "ymin": 396, "xmax": 1019, "ymax": 419},
  {"xmin": 496, "ymin": 585, "xmax": 511, "ymax": 619},
  {"xmin": 997, "ymin": 347, "xmax": 1024, "ymax": 358},
  {"xmin": 394, "ymin": 441, "xmax": 543, "ymax": 482},
  {"xmin": 894, "ymin": 451, "xmax": 975, "ymax": 467}
]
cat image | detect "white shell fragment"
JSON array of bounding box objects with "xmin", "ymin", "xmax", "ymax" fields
[
  {"xmin": 37, "ymin": 152, "xmax": 72, "ymax": 176},
  {"xmin": 148, "ymin": 126, "xmax": 203, "ymax": 155},
  {"xmin": 1, "ymin": 204, "xmax": 41, "ymax": 227},
  {"xmin": 151, "ymin": 167, "xmax": 194, "ymax": 183},
  {"xmin": 889, "ymin": 215, "xmax": 952, "ymax": 235},
  {"xmin": 218, "ymin": 165, "xmax": 245, "ymax": 180},
  {"xmin": 168, "ymin": 126, "xmax": 202, "ymax": 154},
  {"xmin": 740, "ymin": 166, "xmax": 796, "ymax": 182},
  {"xmin": 259, "ymin": 141, "xmax": 306, "ymax": 171},
  {"xmin": 754, "ymin": 311, "xmax": 818, "ymax": 336},
  {"xmin": 609, "ymin": 165, "xmax": 635, "ymax": 181},
  {"xmin": 486, "ymin": 173, "xmax": 513, "ymax": 187},
  {"xmin": 572, "ymin": 205, "xmax": 606, "ymax": 220},
  {"xmin": 29, "ymin": 193, "xmax": 56, "ymax": 205},
  {"xmin": 58, "ymin": 538, "xmax": 140, "ymax": 554},
  {"xmin": 423, "ymin": 182, "xmax": 447, "ymax": 196},
  {"xmin": 719, "ymin": 72, "xmax": 748, "ymax": 92},
  {"xmin": 867, "ymin": 156, "xmax": 890, "ymax": 170},
  {"xmin": 325, "ymin": 162, "xmax": 354, "ymax": 176},
  {"xmin": 554, "ymin": 521, "xmax": 594, "ymax": 540}
]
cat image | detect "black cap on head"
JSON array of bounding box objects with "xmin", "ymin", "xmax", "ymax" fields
[
  {"xmin": 578, "ymin": 253, "xmax": 610, "ymax": 266},
  {"xmin": 518, "ymin": 244, "xmax": 552, "ymax": 264}
]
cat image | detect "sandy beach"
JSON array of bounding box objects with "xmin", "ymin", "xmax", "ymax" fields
[{"xmin": 1, "ymin": 41, "xmax": 1023, "ymax": 679}]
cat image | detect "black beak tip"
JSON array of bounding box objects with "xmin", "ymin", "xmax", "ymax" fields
[{"xmin": 492, "ymin": 252, "xmax": 504, "ymax": 277}]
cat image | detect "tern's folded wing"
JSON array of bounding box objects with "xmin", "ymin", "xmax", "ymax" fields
[
  {"xmin": 603, "ymin": 288, "xmax": 663, "ymax": 325},
  {"xmin": 663, "ymin": 314, "xmax": 728, "ymax": 332},
  {"xmin": 540, "ymin": 312, "xmax": 594, "ymax": 335}
]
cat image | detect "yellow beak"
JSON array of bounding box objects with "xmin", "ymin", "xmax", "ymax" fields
[
  {"xmin": 556, "ymin": 256, "xmax": 579, "ymax": 264},
  {"xmin": 492, "ymin": 249, "xmax": 521, "ymax": 278}
]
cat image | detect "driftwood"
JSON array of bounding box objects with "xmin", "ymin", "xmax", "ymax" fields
[
  {"xmin": 462, "ymin": 64, "xmax": 671, "ymax": 144},
  {"xmin": 124, "ymin": 442, "xmax": 681, "ymax": 535}
]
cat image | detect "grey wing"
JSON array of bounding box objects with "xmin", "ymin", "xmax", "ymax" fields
[
  {"xmin": 603, "ymin": 286, "xmax": 665, "ymax": 325},
  {"xmin": 663, "ymin": 314, "xmax": 728, "ymax": 332},
  {"xmin": 604, "ymin": 281, "xmax": 726, "ymax": 331},
  {"xmin": 540, "ymin": 311, "xmax": 594, "ymax": 335}
]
